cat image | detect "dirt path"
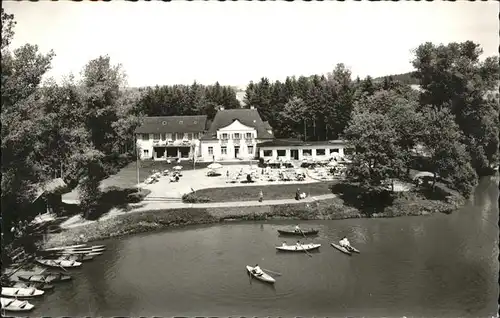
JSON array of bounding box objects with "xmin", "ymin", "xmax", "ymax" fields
[{"xmin": 60, "ymin": 193, "xmax": 337, "ymax": 229}]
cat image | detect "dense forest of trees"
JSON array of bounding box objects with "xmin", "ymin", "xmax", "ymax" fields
[{"xmin": 1, "ymin": 5, "xmax": 499, "ymax": 243}]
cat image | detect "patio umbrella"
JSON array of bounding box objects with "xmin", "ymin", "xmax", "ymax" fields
[
  {"xmin": 207, "ymin": 163, "xmax": 223, "ymax": 170},
  {"xmin": 173, "ymin": 166, "xmax": 183, "ymax": 170},
  {"xmin": 327, "ymin": 161, "xmax": 337, "ymax": 167},
  {"xmin": 413, "ymin": 171, "xmax": 435, "ymax": 179}
]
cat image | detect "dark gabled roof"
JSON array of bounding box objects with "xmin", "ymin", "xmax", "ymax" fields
[
  {"xmin": 257, "ymin": 139, "xmax": 345, "ymax": 148},
  {"xmin": 263, "ymin": 121, "xmax": 272, "ymax": 130},
  {"xmin": 200, "ymin": 109, "xmax": 274, "ymax": 140},
  {"xmin": 135, "ymin": 115, "xmax": 208, "ymax": 134}
]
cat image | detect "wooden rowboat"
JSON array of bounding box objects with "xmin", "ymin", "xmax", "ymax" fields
[
  {"xmin": 18, "ymin": 274, "xmax": 71, "ymax": 284},
  {"xmin": 36, "ymin": 259, "xmax": 82, "ymax": 268},
  {"xmin": 1, "ymin": 287, "xmax": 44, "ymax": 298},
  {"xmin": 275, "ymin": 243, "xmax": 321, "ymax": 252},
  {"xmin": 12, "ymin": 282, "xmax": 54, "ymax": 291},
  {"xmin": 277, "ymin": 229, "xmax": 319, "ymax": 236},
  {"xmin": 0, "ymin": 297, "xmax": 35, "ymax": 312},
  {"xmin": 246, "ymin": 266, "xmax": 275, "ymax": 284},
  {"xmin": 331, "ymin": 243, "xmax": 360, "ymax": 255}
]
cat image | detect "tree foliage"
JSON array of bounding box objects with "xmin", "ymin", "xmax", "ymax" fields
[
  {"xmin": 412, "ymin": 41, "xmax": 500, "ymax": 175},
  {"xmin": 137, "ymin": 81, "xmax": 240, "ymax": 120}
]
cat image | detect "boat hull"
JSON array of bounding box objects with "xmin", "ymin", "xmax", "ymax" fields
[
  {"xmin": 0, "ymin": 297, "xmax": 35, "ymax": 312},
  {"xmin": 331, "ymin": 243, "xmax": 351, "ymax": 255},
  {"xmin": 36, "ymin": 259, "xmax": 82, "ymax": 268},
  {"xmin": 18, "ymin": 274, "xmax": 72, "ymax": 284},
  {"xmin": 246, "ymin": 266, "xmax": 275, "ymax": 283},
  {"xmin": 275, "ymin": 244, "xmax": 321, "ymax": 252},
  {"xmin": 1, "ymin": 287, "xmax": 44, "ymax": 298},
  {"xmin": 277, "ymin": 229, "xmax": 319, "ymax": 236}
]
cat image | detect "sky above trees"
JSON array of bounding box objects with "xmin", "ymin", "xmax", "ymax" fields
[{"xmin": 4, "ymin": 1, "xmax": 498, "ymax": 88}]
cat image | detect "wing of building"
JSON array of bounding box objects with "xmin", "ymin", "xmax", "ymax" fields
[
  {"xmin": 135, "ymin": 107, "xmax": 348, "ymax": 162},
  {"xmin": 135, "ymin": 115, "xmax": 209, "ymax": 160}
]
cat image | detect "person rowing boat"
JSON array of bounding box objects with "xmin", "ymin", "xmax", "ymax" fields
[
  {"xmin": 294, "ymin": 225, "xmax": 301, "ymax": 233},
  {"xmin": 339, "ymin": 236, "xmax": 352, "ymax": 250},
  {"xmin": 251, "ymin": 264, "xmax": 263, "ymax": 276}
]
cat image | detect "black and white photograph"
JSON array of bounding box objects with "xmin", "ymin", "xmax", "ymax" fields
[{"xmin": 1, "ymin": 1, "xmax": 498, "ymax": 317}]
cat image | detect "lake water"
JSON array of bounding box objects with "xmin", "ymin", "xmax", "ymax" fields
[{"xmin": 26, "ymin": 177, "xmax": 499, "ymax": 317}]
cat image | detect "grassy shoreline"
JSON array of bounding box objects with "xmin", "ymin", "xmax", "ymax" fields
[{"xmin": 43, "ymin": 188, "xmax": 463, "ymax": 248}]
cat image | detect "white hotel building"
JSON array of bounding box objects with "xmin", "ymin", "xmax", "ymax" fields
[{"xmin": 135, "ymin": 107, "xmax": 348, "ymax": 162}]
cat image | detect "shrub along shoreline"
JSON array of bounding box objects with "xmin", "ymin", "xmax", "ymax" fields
[{"xmin": 43, "ymin": 182, "xmax": 465, "ymax": 248}]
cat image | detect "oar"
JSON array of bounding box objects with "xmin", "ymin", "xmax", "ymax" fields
[
  {"xmin": 262, "ymin": 268, "xmax": 282, "ymax": 276},
  {"xmin": 298, "ymin": 243, "xmax": 313, "ymax": 258},
  {"xmin": 299, "ymin": 229, "xmax": 307, "ymax": 239}
]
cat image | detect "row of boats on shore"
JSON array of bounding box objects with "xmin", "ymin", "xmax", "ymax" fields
[
  {"xmin": 1, "ymin": 243, "xmax": 106, "ymax": 313},
  {"xmin": 247, "ymin": 227, "xmax": 360, "ymax": 284}
]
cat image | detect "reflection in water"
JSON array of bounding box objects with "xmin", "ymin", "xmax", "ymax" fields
[{"xmin": 31, "ymin": 177, "xmax": 498, "ymax": 317}]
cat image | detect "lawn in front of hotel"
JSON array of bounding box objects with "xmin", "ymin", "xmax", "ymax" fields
[{"xmin": 191, "ymin": 182, "xmax": 334, "ymax": 203}]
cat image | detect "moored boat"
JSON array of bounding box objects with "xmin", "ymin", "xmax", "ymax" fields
[
  {"xmin": 58, "ymin": 254, "xmax": 94, "ymax": 262},
  {"xmin": 18, "ymin": 273, "xmax": 72, "ymax": 284},
  {"xmin": 42, "ymin": 244, "xmax": 88, "ymax": 252},
  {"xmin": 277, "ymin": 229, "xmax": 319, "ymax": 236},
  {"xmin": 36, "ymin": 259, "xmax": 82, "ymax": 268},
  {"xmin": 1, "ymin": 287, "xmax": 44, "ymax": 298},
  {"xmin": 246, "ymin": 266, "xmax": 275, "ymax": 284},
  {"xmin": 0, "ymin": 297, "xmax": 35, "ymax": 312},
  {"xmin": 275, "ymin": 243, "xmax": 321, "ymax": 252},
  {"xmin": 12, "ymin": 282, "xmax": 54, "ymax": 291}
]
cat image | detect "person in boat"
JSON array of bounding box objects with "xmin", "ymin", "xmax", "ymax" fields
[
  {"xmin": 295, "ymin": 188, "xmax": 301, "ymax": 200},
  {"xmin": 339, "ymin": 236, "xmax": 351, "ymax": 249},
  {"xmin": 282, "ymin": 241, "xmax": 287, "ymax": 247},
  {"xmin": 252, "ymin": 264, "xmax": 263, "ymax": 276},
  {"xmin": 294, "ymin": 225, "xmax": 301, "ymax": 233}
]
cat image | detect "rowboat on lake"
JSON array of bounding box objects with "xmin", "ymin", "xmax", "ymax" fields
[
  {"xmin": 275, "ymin": 243, "xmax": 321, "ymax": 252},
  {"xmin": 18, "ymin": 273, "xmax": 72, "ymax": 284},
  {"xmin": 331, "ymin": 243, "xmax": 360, "ymax": 255},
  {"xmin": 277, "ymin": 229, "xmax": 319, "ymax": 236},
  {"xmin": 246, "ymin": 266, "xmax": 276, "ymax": 284}
]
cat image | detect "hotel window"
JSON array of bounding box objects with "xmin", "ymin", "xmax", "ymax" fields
[
  {"xmin": 221, "ymin": 146, "xmax": 227, "ymax": 155},
  {"xmin": 277, "ymin": 150, "xmax": 286, "ymax": 157},
  {"xmin": 245, "ymin": 132, "xmax": 252, "ymax": 139},
  {"xmin": 153, "ymin": 134, "xmax": 161, "ymax": 140},
  {"xmin": 188, "ymin": 133, "xmax": 193, "ymax": 140},
  {"xmin": 143, "ymin": 149, "xmax": 149, "ymax": 157},
  {"xmin": 247, "ymin": 146, "xmax": 254, "ymax": 154},
  {"xmin": 316, "ymin": 149, "xmax": 326, "ymax": 156},
  {"xmin": 234, "ymin": 133, "xmax": 241, "ymax": 139},
  {"xmin": 263, "ymin": 150, "xmax": 272, "ymax": 157},
  {"xmin": 177, "ymin": 133, "xmax": 184, "ymax": 140},
  {"xmin": 142, "ymin": 134, "xmax": 149, "ymax": 141},
  {"xmin": 171, "ymin": 133, "xmax": 176, "ymax": 140},
  {"xmin": 330, "ymin": 148, "xmax": 339, "ymax": 153},
  {"xmin": 193, "ymin": 133, "xmax": 199, "ymax": 139},
  {"xmin": 221, "ymin": 133, "xmax": 228, "ymax": 140},
  {"xmin": 303, "ymin": 149, "xmax": 312, "ymax": 156},
  {"xmin": 208, "ymin": 147, "xmax": 214, "ymax": 155},
  {"xmin": 161, "ymin": 133, "xmax": 166, "ymax": 141}
]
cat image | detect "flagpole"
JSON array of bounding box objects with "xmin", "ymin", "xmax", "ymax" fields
[{"xmin": 136, "ymin": 135, "xmax": 140, "ymax": 188}]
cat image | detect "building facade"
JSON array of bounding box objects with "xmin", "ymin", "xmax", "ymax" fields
[
  {"xmin": 200, "ymin": 107, "xmax": 274, "ymax": 161},
  {"xmin": 257, "ymin": 139, "xmax": 349, "ymax": 161},
  {"xmin": 135, "ymin": 115, "xmax": 208, "ymax": 160}
]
